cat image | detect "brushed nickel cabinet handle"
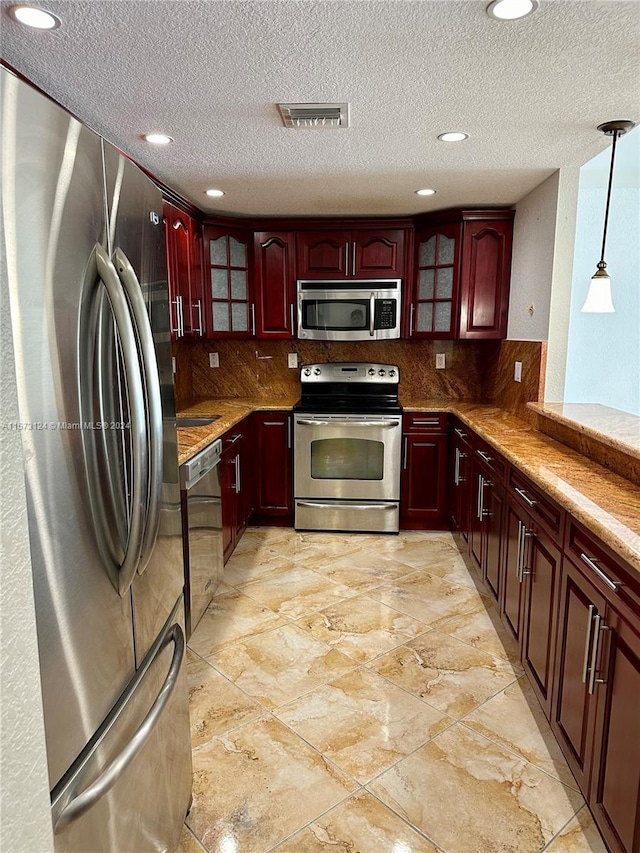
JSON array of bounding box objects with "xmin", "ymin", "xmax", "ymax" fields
[
  {"xmin": 580, "ymin": 553, "xmax": 622, "ymax": 592},
  {"xmin": 582, "ymin": 604, "xmax": 596, "ymax": 684},
  {"xmin": 515, "ymin": 486, "xmax": 537, "ymax": 507}
]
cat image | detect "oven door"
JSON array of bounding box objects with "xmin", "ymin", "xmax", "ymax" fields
[{"xmin": 294, "ymin": 414, "xmax": 402, "ymax": 501}]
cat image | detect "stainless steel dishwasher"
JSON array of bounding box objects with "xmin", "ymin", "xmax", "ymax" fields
[{"xmin": 180, "ymin": 439, "xmax": 223, "ymax": 638}]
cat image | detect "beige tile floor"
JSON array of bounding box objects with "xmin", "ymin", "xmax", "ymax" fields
[{"xmin": 179, "ymin": 528, "xmax": 608, "ymax": 853}]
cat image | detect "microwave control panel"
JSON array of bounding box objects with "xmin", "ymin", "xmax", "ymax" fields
[{"xmin": 375, "ymin": 299, "xmax": 397, "ymax": 329}]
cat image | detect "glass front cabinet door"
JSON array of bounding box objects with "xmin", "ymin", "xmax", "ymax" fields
[
  {"xmin": 411, "ymin": 223, "xmax": 461, "ymax": 339},
  {"xmin": 204, "ymin": 225, "xmax": 253, "ymax": 337}
]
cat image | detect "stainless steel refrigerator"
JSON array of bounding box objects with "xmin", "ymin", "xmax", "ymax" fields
[{"xmin": 1, "ymin": 68, "xmax": 192, "ymax": 851}]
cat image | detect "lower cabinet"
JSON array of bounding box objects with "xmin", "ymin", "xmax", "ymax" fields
[
  {"xmin": 449, "ymin": 420, "xmax": 472, "ymax": 539},
  {"xmin": 221, "ymin": 419, "xmax": 253, "ymax": 563},
  {"xmin": 400, "ymin": 413, "xmax": 448, "ymax": 529},
  {"xmin": 253, "ymin": 411, "xmax": 293, "ymax": 523},
  {"xmin": 448, "ymin": 420, "xmax": 640, "ymax": 853},
  {"xmin": 552, "ymin": 526, "xmax": 640, "ymax": 853},
  {"xmin": 468, "ymin": 440, "xmax": 505, "ymax": 602}
]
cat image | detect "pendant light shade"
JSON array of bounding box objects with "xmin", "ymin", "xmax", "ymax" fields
[{"xmin": 581, "ymin": 119, "xmax": 636, "ymax": 313}]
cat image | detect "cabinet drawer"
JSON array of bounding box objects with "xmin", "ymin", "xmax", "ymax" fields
[
  {"xmin": 221, "ymin": 424, "xmax": 246, "ymax": 456},
  {"xmin": 472, "ymin": 437, "xmax": 506, "ymax": 483},
  {"xmin": 566, "ymin": 520, "xmax": 640, "ymax": 614},
  {"xmin": 509, "ymin": 468, "xmax": 564, "ymax": 540},
  {"xmin": 404, "ymin": 412, "xmax": 448, "ymax": 434},
  {"xmin": 451, "ymin": 418, "xmax": 472, "ymax": 448}
]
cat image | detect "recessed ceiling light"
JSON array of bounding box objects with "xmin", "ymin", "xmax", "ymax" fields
[
  {"xmin": 143, "ymin": 133, "xmax": 173, "ymax": 145},
  {"xmin": 205, "ymin": 189, "xmax": 225, "ymax": 198},
  {"xmin": 486, "ymin": 0, "xmax": 539, "ymax": 20},
  {"xmin": 415, "ymin": 189, "xmax": 437, "ymax": 196},
  {"xmin": 9, "ymin": 5, "xmax": 61, "ymax": 29},
  {"xmin": 438, "ymin": 132, "xmax": 469, "ymax": 143}
]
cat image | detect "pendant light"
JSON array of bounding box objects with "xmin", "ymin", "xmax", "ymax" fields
[{"xmin": 581, "ymin": 120, "xmax": 636, "ymax": 313}]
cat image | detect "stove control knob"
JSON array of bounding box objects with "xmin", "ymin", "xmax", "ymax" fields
[
  {"xmin": 313, "ymin": 367, "xmax": 321, "ymax": 376},
  {"xmin": 389, "ymin": 369, "xmax": 396, "ymax": 377},
  {"xmin": 303, "ymin": 368, "xmax": 311, "ymax": 376},
  {"xmin": 378, "ymin": 368, "xmax": 386, "ymax": 376},
  {"xmin": 368, "ymin": 368, "xmax": 375, "ymax": 376}
]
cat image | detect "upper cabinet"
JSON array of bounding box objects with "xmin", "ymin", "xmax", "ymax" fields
[
  {"xmin": 409, "ymin": 210, "xmax": 514, "ymax": 340},
  {"xmin": 296, "ymin": 228, "xmax": 406, "ymax": 280},
  {"xmin": 254, "ymin": 231, "xmax": 296, "ymax": 338},
  {"xmin": 163, "ymin": 202, "xmax": 205, "ymax": 340},
  {"xmin": 203, "ymin": 224, "xmax": 253, "ymax": 338}
]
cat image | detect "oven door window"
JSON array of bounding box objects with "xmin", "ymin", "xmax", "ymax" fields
[
  {"xmin": 310, "ymin": 437, "xmax": 384, "ymax": 480},
  {"xmin": 302, "ymin": 299, "xmax": 370, "ymax": 332}
]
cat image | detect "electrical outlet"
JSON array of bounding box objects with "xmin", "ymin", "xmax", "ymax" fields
[
  {"xmin": 288, "ymin": 352, "xmax": 298, "ymax": 369},
  {"xmin": 209, "ymin": 352, "xmax": 219, "ymax": 368},
  {"xmin": 172, "ymin": 357, "xmax": 176, "ymax": 375},
  {"xmin": 514, "ymin": 361, "xmax": 522, "ymax": 383},
  {"xmin": 435, "ymin": 353, "xmax": 446, "ymax": 370}
]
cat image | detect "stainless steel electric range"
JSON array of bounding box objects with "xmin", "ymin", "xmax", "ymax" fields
[{"xmin": 293, "ymin": 363, "xmax": 402, "ymax": 533}]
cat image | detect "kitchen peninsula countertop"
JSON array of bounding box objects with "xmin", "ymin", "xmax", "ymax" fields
[{"xmin": 176, "ymin": 397, "xmax": 640, "ymax": 576}]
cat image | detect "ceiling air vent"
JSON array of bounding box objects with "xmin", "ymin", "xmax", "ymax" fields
[{"xmin": 277, "ymin": 103, "xmax": 350, "ymax": 128}]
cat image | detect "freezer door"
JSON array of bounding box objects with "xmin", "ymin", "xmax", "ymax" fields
[
  {"xmin": 51, "ymin": 601, "xmax": 192, "ymax": 853},
  {"xmin": 102, "ymin": 144, "xmax": 184, "ymax": 664},
  {"xmin": 1, "ymin": 69, "xmax": 136, "ymax": 790}
]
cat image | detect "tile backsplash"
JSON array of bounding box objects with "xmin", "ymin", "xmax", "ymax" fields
[{"xmin": 174, "ymin": 337, "xmax": 546, "ymax": 419}]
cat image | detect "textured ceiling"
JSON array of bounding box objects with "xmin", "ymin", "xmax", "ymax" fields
[{"xmin": 1, "ymin": 0, "xmax": 639, "ymax": 217}]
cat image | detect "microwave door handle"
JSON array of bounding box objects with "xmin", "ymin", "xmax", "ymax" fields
[{"xmin": 369, "ymin": 292, "xmax": 375, "ymax": 336}]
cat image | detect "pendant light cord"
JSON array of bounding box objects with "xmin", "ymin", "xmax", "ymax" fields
[{"xmin": 600, "ymin": 129, "xmax": 619, "ymax": 264}]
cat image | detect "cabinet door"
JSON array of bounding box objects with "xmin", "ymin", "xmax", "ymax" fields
[
  {"xmin": 296, "ymin": 231, "xmax": 349, "ymax": 279},
  {"xmin": 501, "ymin": 501, "xmax": 529, "ymax": 644},
  {"xmin": 164, "ymin": 203, "xmax": 193, "ymax": 339},
  {"xmin": 220, "ymin": 452, "xmax": 237, "ymax": 564},
  {"xmin": 590, "ymin": 605, "xmax": 640, "ymax": 853},
  {"xmin": 254, "ymin": 413, "xmax": 293, "ymax": 517},
  {"xmin": 254, "ymin": 232, "xmax": 296, "ymax": 338},
  {"xmin": 352, "ymin": 229, "xmax": 405, "ymax": 279},
  {"xmin": 484, "ymin": 481, "xmax": 504, "ymax": 602},
  {"xmin": 400, "ymin": 432, "xmax": 448, "ymax": 529},
  {"xmin": 551, "ymin": 558, "xmax": 607, "ymax": 795},
  {"xmin": 204, "ymin": 226, "xmax": 253, "ymax": 337},
  {"xmin": 236, "ymin": 432, "xmax": 253, "ymax": 541},
  {"xmin": 459, "ymin": 219, "xmax": 513, "ymax": 339},
  {"xmin": 190, "ymin": 222, "xmax": 205, "ymax": 337},
  {"xmin": 412, "ymin": 224, "xmax": 460, "ymax": 339},
  {"xmin": 521, "ymin": 526, "xmax": 561, "ymax": 717}
]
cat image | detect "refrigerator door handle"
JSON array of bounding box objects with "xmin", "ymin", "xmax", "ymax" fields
[
  {"xmin": 52, "ymin": 622, "xmax": 185, "ymax": 834},
  {"xmin": 85, "ymin": 244, "xmax": 148, "ymax": 596},
  {"xmin": 113, "ymin": 247, "xmax": 163, "ymax": 575}
]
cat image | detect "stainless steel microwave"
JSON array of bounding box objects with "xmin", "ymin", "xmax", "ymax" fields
[{"xmin": 296, "ymin": 279, "xmax": 402, "ymax": 341}]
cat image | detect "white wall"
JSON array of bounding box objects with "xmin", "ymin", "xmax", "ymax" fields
[
  {"xmin": 507, "ymin": 172, "xmax": 560, "ymax": 342},
  {"xmin": 0, "ymin": 243, "xmax": 54, "ymax": 852}
]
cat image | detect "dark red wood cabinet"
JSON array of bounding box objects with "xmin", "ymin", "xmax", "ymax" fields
[
  {"xmin": 400, "ymin": 413, "xmax": 448, "ymax": 529},
  {"xmin": 449, "ymin": 419, "xmax": 472, "ymax": 539},
  {"xmin": 296, "ymin": 228, "xmax": 406, "ymax": 280},
  {"xmin": 220, "ymin": 419, "xmax": 253, "ymax": 563},
  {"xmin": 500, "ymin": 471, "xmax": 564, "ymax": 717},
  {"xmin": 203, "ymin": 224, "xmax": 253, "ymax": 338},
  {"xmin": 253, "ymin": 411, "xmax": 293, "ymax": 522},
  {"xmin": 553, "ymin": 522, "xmax": 640, "ymax": 853},
  {"xmin": 254, "ymin": 232, "xmax": 296, "ymax": 338},
  {"xmin": 468, "ymin": 440, "xmax": 506, "ymax": 602},
  {"xmin": 459, "ymin": 218, "xmax": 514, "ymax": 339},
  {"xmin": 163, "ymin": 202, "xmax": 205, "ymax": 340},
  {"xmin": 409, "ymin": 210, "xmax": 514, "ymax": 340}
]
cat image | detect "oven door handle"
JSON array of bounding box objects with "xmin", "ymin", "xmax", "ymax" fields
[
  {"xmin": 369, "ymin": 292, "xmax": 375, "ymax": 336},
  {"xmin": 295, "ymin": 418, "xmax": 400, "ymax": 428},
  {"xmin": 296, "ymin": 501, "xmax": 398, "ymax": 511}
]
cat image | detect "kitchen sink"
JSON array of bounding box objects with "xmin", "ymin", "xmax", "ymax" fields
[{"xmin": 175, "ymin": 416, "xmax": 220, "ymax": 427}]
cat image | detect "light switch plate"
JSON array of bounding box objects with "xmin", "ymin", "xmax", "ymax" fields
[
  {"xmin": 288, "ymin": 353, "xmax": 298, "ymax": 368},
  {"xmin": 209, "ymin": 352, "xmax": 220, "ymax": 368},
  {"xmin": 435, "ymin": 353, "xmax": 446, "ymax": 370},
  {"xmin": 514, "ymin": 361, "xmax": 522, "ymax": 382}
]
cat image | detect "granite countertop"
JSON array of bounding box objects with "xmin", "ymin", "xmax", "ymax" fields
[{"xmin": 176, "ymin": 397, "xmax": 640, "ymax": 575}]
